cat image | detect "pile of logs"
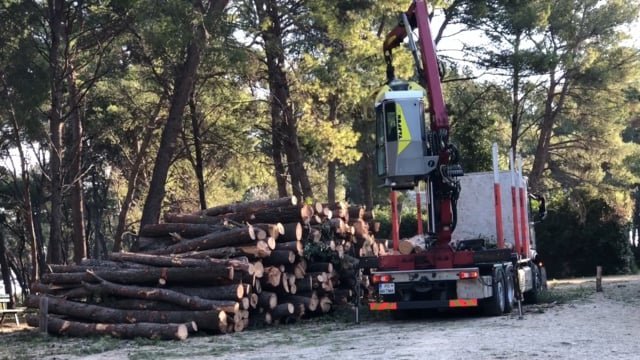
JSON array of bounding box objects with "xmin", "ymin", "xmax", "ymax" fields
[{"xmin": 27, "ymin": 196, "xmax": 384, "ymax": 340}]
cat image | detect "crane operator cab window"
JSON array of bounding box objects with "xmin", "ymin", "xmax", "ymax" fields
[{"xmin": 375, "ymin": 101, "xmax": 398, "ymax": 178}]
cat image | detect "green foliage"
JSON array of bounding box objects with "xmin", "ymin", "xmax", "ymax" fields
[{"xmin": 536, "ymin": 192, "xmax": 636, "ymax": 278}]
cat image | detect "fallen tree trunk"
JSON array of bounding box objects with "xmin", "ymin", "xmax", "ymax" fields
[
  {"xmin": 258, "ymin": 291, "xmax": 278, "ymax": 310},
  {"xmin": 95, "ymin": 299, "xmax": 188, "ymax": 311},
  {"xmin": 167, "ymin": 284, "xmax": 245, "ymax": 301},
  {"xmin": 108, "ymin": 252, "xmax": 253, "ymax": 275},
  {"xmin": 280, "ymin": 223, "xmax": 303, "ymax": 242},
  {"xmin": 282, "ymin": 294, "xmax": 318, "ymax": 312},
  {"xmin": 271, "ymin": 303, "xmax": 294, "ymax": 320},
  {"xmin": 26, "ymin": 295, "xmax": 226, "ymax": 332},
  {"xmin": 175, "ymin": 243, "xmax": 271, "ymax": 260},
  {"xmin": 26, "ymin": 314, "xmax": 192, "ymax": 340},
  {"xmin": 140, "ymin": 223, "xmax": 224, "ymax": 238},
  {"xmin": 262, "ymin": 250, "xmax": 295, "ymax": 266},
  {"xmin": 250, "ymin": 205, "xmax": 313, "ymax": 225},
  {"xmin": 163, "ymin": 213, "xmax": 225, "ymax": 225},
  {"xmin": 196, "ymin": 197, "xmax": 298, "ymax": 217},
  {"xmin": 81, "ymin": 272, "xmax": 239, "ymax": 313},
  {"xmin": 275, "ymin": 241, "xmax": 303, "ymax": 255},
  {"xmin": 147, "ymin": 226, "xmax": 257, "ymax": 255},
  {"xmin": 42, "ymin": 266, "xmax": 234, "ymax": 286}
]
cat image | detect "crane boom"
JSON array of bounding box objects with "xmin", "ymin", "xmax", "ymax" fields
[
  {"xmin": 378, "ymin": 0, "xmax": 461, "ymax": 255},
  {"xmin": 383, "ymin": 0, "xmax": 449, "ymax": 133}
]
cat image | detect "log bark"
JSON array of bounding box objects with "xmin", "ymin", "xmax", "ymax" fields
[
  {"xmin": 140, "ymin": 223, "xmax": 224, "ymax": 238},
  {"xmin": 82, "ymin": 273, "xmax": 239, "ymax": 313},
  {"xmin": 333, "ymin": 289, "xmax": 352, "ymax": 305},
  {"xmin": 163, "ymin": 213, "xmax": 224, "ymax": 225},
  {"xmin": 135, "ymin": 236, "xmax": 176, "ymax": 252},
  {"xmin": 197, "ymin": 197, "xmax": 297, "ymax": 217},
  {"xmin": 175, "ymin": 243, "xmax": 271, "ymax": 260},
  {"xmin": 96, "ymin": 299, "xmax": 188, "ymax": 311},
  {"xmin": 109, "ymin": 252, "xmax": 253, "ymax": 275},
  {"xmin": 167, "ymin": 284, "xmax": 244, "ymax": 301},
  {"xmin": 42, "ymin": 266, "xmax": 234, "ymax": 286},
  {"xmin": 282, "ymin": 294, "xmax": 318, "ymax": 312},
  {"xmin": 348, "ymin": 206, "xmax": 365, "ymax": 220},
  {"xmin": 295, "ymin": 277, "xmax": 313, "ymax": 293},
  {"xmin": 275, "ymin": 241, "xmax": 303, "ymax": 255},
  {"xmin": 258, "ymin": 291, "xmax": 278, "ymax": 309},
  {"xmin": 307, "ymin": 262, "xmax": 333, "ymax": 274},
  {"xmin": 147, "ymin": 226, "xmax": 256, "ymax": 255},
  {"xmin": 263, "ymin": 250, "xmax": 295, "ymax": 266},
  {"xmin": 250, "ymin": 205, "xmax": 313, "ymax": 225},
  {"xmin": 271, "ymin": 303, "xmax": 294, "ymax": 320},
  {"xmin": 280, "ymin": 223, "xmax": 303, "ymax": 242},
  {"xmin": 26, "ymin": 295, "xmax": 226, "ymax": 332},
  {"xmin": 27, "ymin": 314, "xmax": 191, "ymax": 340}
]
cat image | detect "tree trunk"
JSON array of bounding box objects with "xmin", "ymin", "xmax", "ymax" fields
[
  {"xmin": 255, "ymin": 0, "xmax": 313, "ymax": 199},
  {"xmin": 26, "ymin": 314, "xmax": 192, "ymax": 340},
  {"xmin": 140, "ymin": 1, "xmax": 225, "ymax": 226},
  {"xmin": 47, "ymin": 0, "xmax": 65, "ymax": 265},
  {"xmin": 67, "ymin": 62, "xmax": 87, "ymax": 264},
  {"xmin": 510, "ymin": 32, "xmax": 522, "ymax": 154},
  {"xmin": 328, "ymin": 161, "xmax": 337, "ymax": 205},
  {"xmin": 188, "ymin": 92, "xmax": 207, "ymax": 210},
  {"xmin": 2, "ymin": 79, "xmax": 41, "ymax": 281},
  {"xmin": 114, "ymin": 98, "xmax": 165, "ymax": 252},
  {"xmin": 529, "ymin": 69, "xmax": 571, "ymax": 191},
  {"xmin": 327, "ymin": 96, "xmax": 339, "ymax": 204},
  {"xmin": 0, "ymin": 222, "xmax": 14, "ymax": 307}
]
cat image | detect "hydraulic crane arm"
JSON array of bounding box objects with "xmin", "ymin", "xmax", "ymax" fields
[
  {"xmin": 379, "ymin": 0, "xmax": 463, "ymax": 258},
  {"xmin": 383, "ymin": 0, "xmax": 449, "ymax": 134}
]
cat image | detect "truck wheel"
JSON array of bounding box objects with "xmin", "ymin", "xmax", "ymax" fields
[
  {"xmin": 503, "ymin": 268, "xmax": 515, "ymax": 313},
  {"xmin": 524, "ymin": 265, "xmax": 542, "ymax": 304},
  {"xmin": 482, "ymin": 269, "xmax": 506, "ymax": 316}
]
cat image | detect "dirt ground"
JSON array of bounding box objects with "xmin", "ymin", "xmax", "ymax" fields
[{"xmin": 1, "ymin": 274, "xmax": 639, "ymax": 360}]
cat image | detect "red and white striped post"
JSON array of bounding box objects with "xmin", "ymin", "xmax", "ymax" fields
[
  {"xmin": 509, "ymin": 149, "xmax": 521, "ymax": 257},
  {"xmin": 492, "ymin": 144, "xmax": 505, "ymax": 249},
  {"xmin": 518, "ymin": 155, "xmax": 530, "ymax": 258}
]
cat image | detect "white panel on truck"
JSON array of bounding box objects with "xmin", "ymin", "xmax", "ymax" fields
[{"xmin": 452, "ymin": 171, "xmax": 523, "ymax": 249}]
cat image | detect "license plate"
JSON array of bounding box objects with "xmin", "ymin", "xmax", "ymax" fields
[{"xmin": 379, "ymin": 283, "xmax": 395, "ymax": 295}]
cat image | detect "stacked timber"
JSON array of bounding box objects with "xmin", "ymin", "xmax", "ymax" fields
[{"xmin": 28, "ymin": 196, "xmax": 379, "ymax": 339}]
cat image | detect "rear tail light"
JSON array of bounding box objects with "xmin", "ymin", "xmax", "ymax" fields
[
  {"xmin": 458, "ymin": 271, "xmax": 479, "ymax": 280},
  {"xmin": 372, "ymin": 274, "xmax": 393, "ymax": 283}
]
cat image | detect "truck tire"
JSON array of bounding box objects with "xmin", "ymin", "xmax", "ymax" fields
[
  {"xmin": 482, "ymin": 269, "xmax": 506, "ymax": 316},
  {"xmin": 503, "ymin": 267, "xmax": 515, "ymax": 313},
  {"xmin": 524, "ymin": 264, "xmax": 542, "ymax": 304}
]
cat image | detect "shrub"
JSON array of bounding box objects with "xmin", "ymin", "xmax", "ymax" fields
[{"xmin": 536, "ymin": 196, "xmax": 635, "ymax": 278}]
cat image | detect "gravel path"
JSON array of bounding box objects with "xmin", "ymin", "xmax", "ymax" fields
[{"xmin": 2, "ymin": 275, "xmax": 639, "ymax": 359}]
